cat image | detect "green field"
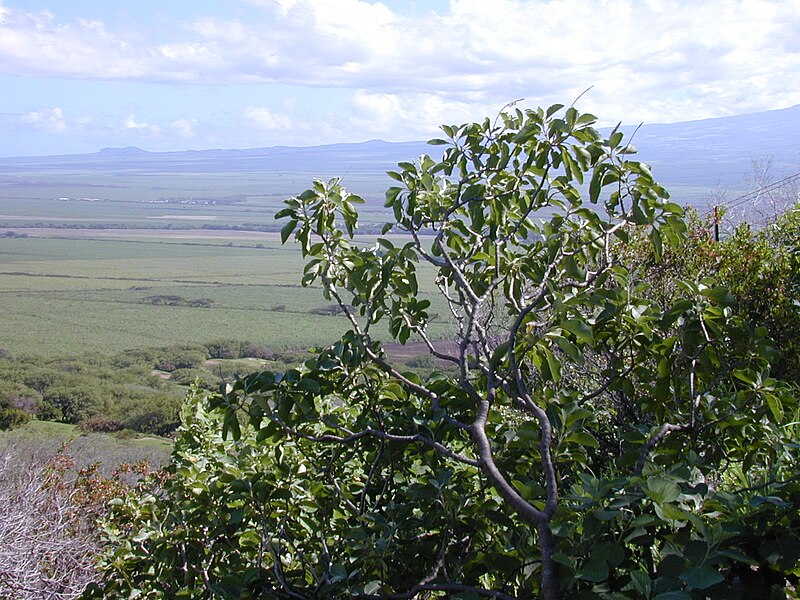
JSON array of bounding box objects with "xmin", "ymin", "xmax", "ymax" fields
[
  {"xmin": 0, "ymin": 170, "xmax": 394, "ymax": 229},
  {"xmin": 0, "ymin": 232, "xmax": 450, "ymax": 357}
]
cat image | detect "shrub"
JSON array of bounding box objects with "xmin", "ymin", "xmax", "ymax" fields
[
  {"xmin": 205, "ymin": 339, "xmax": 241, "ymax": 359},
  {"xmin": 153, "ymin": 346, "xmax": 208, "ymax": 372},
  {"xmin": 122, "ymin": 395, "xmax": 182, "ymax": 436},
  {"xmin": 78, "ymin": 416, "xmax": 124, "ymax": 433},
  {"xmin": 717, "ymin": 206, "xmax": 800, "ymax": 382},
  {"xmin": 88, "ymin": 106, "xmax": 800, "ymax": 598},
  {"xmin": 170, "ymin": 368, "xmax": 221, "ymax": 388},
  {"xmin": 404, "ymin": 354, "xmax": 435, "ymax": 369},
  {"xmin": 0, "ymin": 381, "xmax": 42, "ymax": 416},
  {"xmin": 9, "ymin": 394, "xmax": 41, "ymax": 415},
  {"xmin": 42, "ymin": 384, "xmax": 107, "ymax": 424},
  {"xmin": 0, "ymin": 445, "xmax": 159, "ymax": 599},
  {"xmin": 36, "ymin": 402, "xmax": 63, "ymax": 422},
  {"xmin": 0, "ymin": 407, "xmax": 31, "ymax": 430},
  {"xmin": 240, "ymin": 342, "xmax": 272, "ymax": 360},
  {"xmin": 309, "ymin": 303, "xmax": 352, "ymax": 316}
]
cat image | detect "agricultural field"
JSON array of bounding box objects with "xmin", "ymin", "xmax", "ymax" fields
[
  {"xmin": 0, "ymin": 229, "xmax": 451, "ymax": 358},
  {"xmin": 0, "ymin": 143, "xmax": 418, "ymax": 231}
]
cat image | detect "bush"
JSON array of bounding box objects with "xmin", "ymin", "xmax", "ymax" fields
[
  {"xmin": 0, "ymin": 407, "xmax": 31, "ymax": 430},
  {"xmin": 170, "ymin": 368, "xmax": 221, "ymax": 388},
  {"xmin": 36, "ymin": 402, "xmax": 63, "ymax": 422},
  {"xmin": 0, "ymin": 445, "xmax": 159, "ymax": 599},
  {"xmin": 309, "ymin": 303, "xmax": 351, "ymax": 316},
  {"xmin": 153, "ymin": 346, "xmax": 208, "ymax": 372},
  {"xmin": 22, "ymin": 367, "xmax": 69, "ymax": 394},
  {"xmin": 240, "ymin": 342, "xmax": 272, "ymax": 360},
  {"xmin": 122, "ymin": 395, "xmax": 182, "ymax": 436},
  {"xmin": 42, "ymin": 384, "xmax": 107, "ymax": 424},
  {"xmin": 78, "ymin": 416, "xmax": 124, "ymax": 433},
  {"xmin": 205, "ymin": 339, "xmax": 241, "ymax": 359},
  {"xmin": 626, "ymin": 205, "xmax": 800, "ymax": 382},
  {"xmin": 204, "ymin": 340, "xmax": 273, "ymax": 360},
  {"xmin": 717, "ymin": 206, "xmax": 800, "ymax": 382},
  {"xmin": 0, "ymin": 381, "xmax": 42, "ymax": 416},
  {"xmin": 403, "ymin": 354, "xmax": 435, "ymax": 369},
  {"xmin": 9, "ymin": 394, "xmax": 41, "ymax": 416},
  {"xmin": 111, "ymin": 348, "xmax": 159, "ymax": 369}
]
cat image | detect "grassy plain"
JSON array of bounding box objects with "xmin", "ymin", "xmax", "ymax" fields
[
  {"xmin": 0, "ymin": 170, "xmax": 394, "ymax": 229},
  {"xmin": 0, "ymin": 152, "xmax": 446, "ymax": 359},
  {"xmin": 0, "ymin": 230, "xmax": 451, "ymax": 358}
]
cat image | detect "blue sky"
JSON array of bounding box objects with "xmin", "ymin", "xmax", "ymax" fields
[{"xmin": 0, "ymin": 0, "xmax": 798, "ymax": 156}]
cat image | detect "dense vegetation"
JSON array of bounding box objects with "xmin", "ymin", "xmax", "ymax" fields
[
  {"xmin": 82, "ymin": 105, "xmax": 799, "ymax": 599},
  {"xmin": 0, "ymin": 341, "xmax": 302, "ymax": 436}
]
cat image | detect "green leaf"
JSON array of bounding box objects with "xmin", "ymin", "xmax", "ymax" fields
[
  {"xmin": 629, "ymin": 570, "xmax": 651, "ymax": 596},
  {"xmin": 680, "ymin": 565, "xmax": 724, "ymax": 590},
  {"xmin": 565, "ymin": 431, "xmax": 599, "ymax": 449},
  {"xmin": 562, "ymin": 319, "xmax": 594, "ymax": 344},
  {"xmin": 280, "ymin": 219, "xmax": 297, "ymax": 244},
  {"xmin": 765, "ymin": 393, "xmax": 783, "ymax": 422},
  {"xmin": 298, "ymin": 376, "xmax": 321, "ymax": 394},
  {"xmin": 578, "ymin": 554, "xmax": 608, "ymax": 582},
  {"xmin": 645, "ymin": 476, "xmax": 681, "ymax": 504},
  {"xmin": 702, "ymin": 286, "xmax": 736, "ymax": 306}
]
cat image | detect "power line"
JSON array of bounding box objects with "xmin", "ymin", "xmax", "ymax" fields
[
  {"xmin": 701, "ymin": 170, "xmax": 800, "ymax": 231},
  {"xmin": 721, "ymin": 171, "xmax": 800, "ymax": 212}
]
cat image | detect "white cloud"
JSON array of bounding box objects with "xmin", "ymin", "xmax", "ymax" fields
[
  {"xmin": 350, "ymin": 91, "xmax": 489, "ymax": 140},
  {"xmin": 21, "ymin": 107, "xmax": 67, "ymax": 133},
  {"xmin": 171, "ymin": 118, "xmax": 197, "ymax": 138},
  {"xmin": 124, "ymin": 115, "xmax": 159, "ymax": 133},
  {"xmin": 1, "ymin": 0, "xmax": 799, "ymax": 138},
  {"xmin": 244, "ymin": 106, "xmax": 292, "ymax": 130}
]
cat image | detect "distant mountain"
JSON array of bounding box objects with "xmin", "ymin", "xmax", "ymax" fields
[
  {"xmin": 1, "ymin": 105, "xmax": 798, "ymax": 206},
  {"xmin": 619, "ymin": 104, "xmax": 800, "ymax": 196},
  {"xmin": 98, "ymin": 146, "xmax": 152, "ymax": 156},
  {"xmin": 0, "ymin": 139, "xmax": 432, "ymax": 175}
]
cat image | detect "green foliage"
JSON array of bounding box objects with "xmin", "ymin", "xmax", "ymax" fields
[
  {"xmin": 43, "ymin": 384, "xmax": 108, "ymax": 424},
  {"xmin": 170, "ymin": 367, "xmax": 222, "ymax": 387},
  {"xmin": 90, "ymin": 105, "xmax": 800, "ymax": 598},
  {"xmin": 624, "ymin": 205, "xmax": 800, "ymax": 383},
  {"xmin": 121, "ymin": 394, "xmax": 183, "ymax": 437},
  {"xmin": 0, "ymin": 407, "xmax": 31, "ymax": 430},
  {"xmin": 717, "ymin": 207, "xmax": 800, "ymax": 382},
  {"xmin": 88, "ymin": 386, "xmax": 541, "ymax": 598},
  {"xmin": 0, "ymin": 355, "xmax": 183, "ymax": 435},
  {"xmin": 154, "ymin": 345, "xmax": 209, "ymax": 372}
]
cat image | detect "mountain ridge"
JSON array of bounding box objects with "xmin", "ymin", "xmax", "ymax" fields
[{"xmin": 1, "ymin": 105, "xmax": 798, "ymax": 205}]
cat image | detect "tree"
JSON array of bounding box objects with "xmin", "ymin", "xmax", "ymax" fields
[{"xmin": 89, "ymin": 105, "xmax": 799, "ymax": 599}]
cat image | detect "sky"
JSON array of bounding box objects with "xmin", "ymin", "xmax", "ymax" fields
[{"xmin": 0, "ymin": 0, "xmax": 799, "ymax": 157}]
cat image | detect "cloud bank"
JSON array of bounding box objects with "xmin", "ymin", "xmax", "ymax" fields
[{"xmin": 1, "ymin": 0, "xmax": 799, "ymax": 153}]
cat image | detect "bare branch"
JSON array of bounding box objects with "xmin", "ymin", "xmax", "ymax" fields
[
  {"xmin": 270, "ymin": 416, "xmax": 480, "ymax": 468},
  {"xmin": 634, "ymin": 422, "xmax": 691, "ymax": 477}
]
